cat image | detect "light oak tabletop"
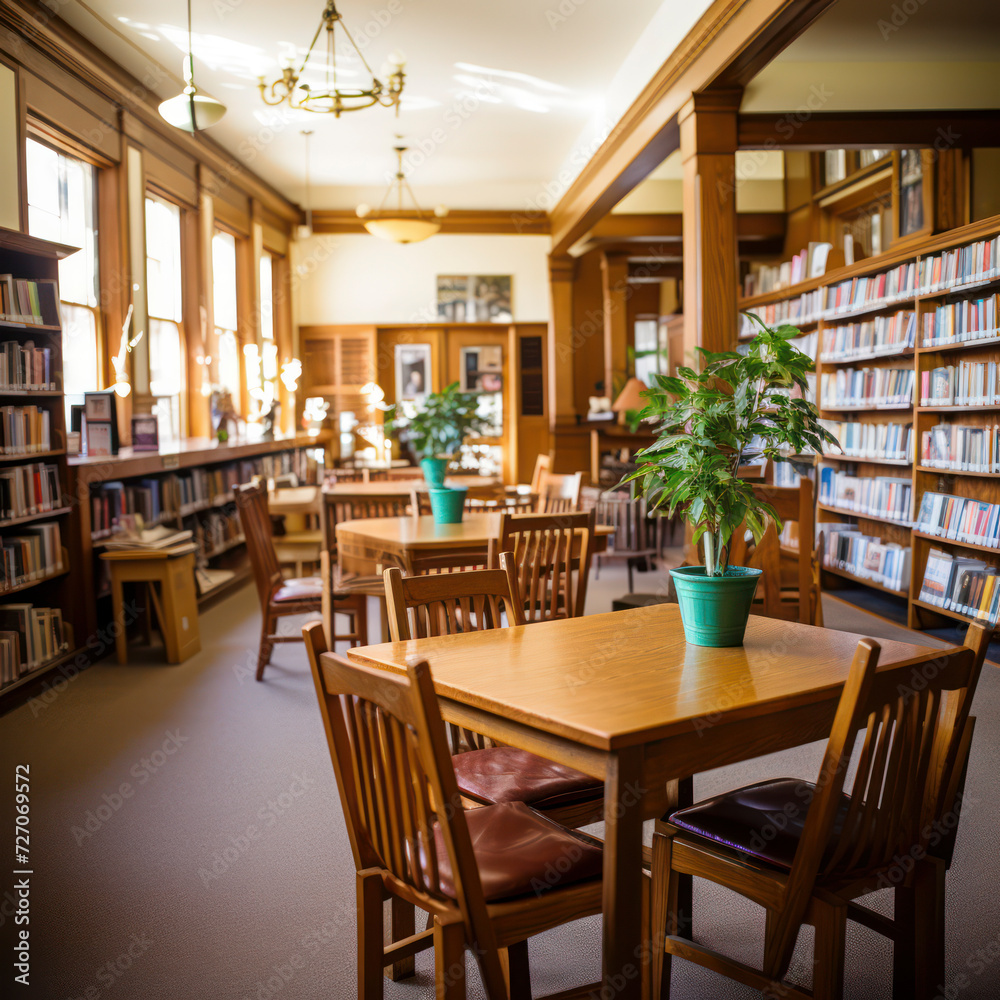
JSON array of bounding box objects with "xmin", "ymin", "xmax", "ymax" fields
[
  {"xmin": 337, "ymin": 514, "xmax": 613, "ymax": 549},
  {"xmin": 346, "ymin": 603, "xmax": 945, "ymax": 751},
  {"xmin": 323, "ymin": 477, "xmax": 503, "ymax": 497}
]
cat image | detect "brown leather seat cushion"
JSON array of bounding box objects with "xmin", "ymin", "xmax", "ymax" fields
[
  {"xmin": 668, "ymin": 778, "xmax": 850, "ymax": 871},
  {"xmin": 452, "ymin": 746, "xmax": 603, "ymax": 810},
  {"xmin": 433, "ymin": 801, "xmax": 603, "ymax": 901},
  {"xmin": 272, "ymin": 577, "xmax": 323, "ymax": 602}
]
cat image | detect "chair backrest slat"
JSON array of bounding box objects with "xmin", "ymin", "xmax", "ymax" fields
[
  {"xmin": 322, "ymin": 492, "xmax": 410, "ymax": 559},
  {"xmin": 490, "ymin": 510, "xmax": 595, "ymax": 622},
  {"xmin": 234, "ymin": 482, "xmax": 282, "ymax": 607},
  {"xmin": 384, "ymin": 556, "xmax": 526, "ymax": 643},
  {"xmin": 536, "ymin": 470, "xmax": 582, "ymax": 514}
]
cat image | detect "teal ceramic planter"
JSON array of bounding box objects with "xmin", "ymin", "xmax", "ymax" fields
[
  {"xmin": 428, "ymin": 487, "xmax": 467, "ymax": 525},
  {"xmin": 669, "ymin": 566, "xmax": 763, "ymax": 647},
  {"xmin": 420, "ymin": 456, "xmax": 449, "ymax": 488}
]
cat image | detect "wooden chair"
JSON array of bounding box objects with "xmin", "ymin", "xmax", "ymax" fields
[
  {"xmin": 234, "ymin": 483, "xmax": 365, "ymax": 681},
  {"xmin": 535, "ymin": 470, "xmax": 582, "ymax": 513},
  {"xmin": 382, "ymin": 559, "xmax": 605, "ymax": 830},
  {"xmin": 303, "ymin": 623, "xmax": 606, "ymax": 1000},
  {"xmin": 529, "ymin": 452, "xmax": 551, "ymax": 495},
  {"xmin": 589, "ymin": 488, "xmax": 660, "ymax": 592},
  {"xmin": 321, "ymin": 491, "xmax": 411, "ymax": 563},
  {"xmin": 488, "ymin": 510, "xmax": 595, "ymax": 622},
  {"xmin": 729, "ymin": 478, "xmax": 820, "ymax": 625},
  {"xmin": 650, "ymin": 623, "xmax": 988, "ymax": 1000}
]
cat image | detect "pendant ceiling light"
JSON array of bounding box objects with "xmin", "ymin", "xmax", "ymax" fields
[
  {"xmin": 356, "ymin": 146, "xmax": 448, "ymax": 244},
  {"xmin": 259, "ymin": 0, "xmax": 405, "ymax": 117},
  {"xmin": 158, "ymin": 0, "xmax": 227, "ymax": 133}
]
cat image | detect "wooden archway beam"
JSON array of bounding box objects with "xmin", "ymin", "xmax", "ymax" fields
[{"xmin": 549, "ymin": 0, "xmax": 838, "ymax": 256}]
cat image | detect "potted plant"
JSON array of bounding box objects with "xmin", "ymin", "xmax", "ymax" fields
[
  {"xmin": 622, "ymin": 313, "xmax": 838, "ymax": 646},
  {"xmin": 386, "ymin": 381, "xmax": 490, "ymax": 523}
]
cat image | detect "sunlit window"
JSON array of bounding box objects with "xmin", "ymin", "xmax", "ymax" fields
[
  {"xmin": 633, "ymin": 319, "xmax": 661, "ymax": 386},
  {"xmin": 145, "ymin": 195, "xmax": 185, "ymax": 442},
  {"xmin": 259, "ymin": 251, "xmax": 273, "ymax": 341},
  {"xmin": 212, "ymin": 229, "xmax": 241, "ymax": 411},
  {"xmin": 25, "ymin": 138, "xmax": 100, "ymax": 399}
]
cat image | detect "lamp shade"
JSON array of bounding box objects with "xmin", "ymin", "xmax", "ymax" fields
[
  {"xmin": 158, "ymin": 90, "xmax": 227, "ymax": 132},
  {"xmin": 363, "ymin": 217, "xmax": 442, "ymax": 244},
  {"xmin": 612, "ymin": 377, "xmax": 649, "ymax": 413}
]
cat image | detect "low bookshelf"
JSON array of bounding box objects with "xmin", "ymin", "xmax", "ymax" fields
[
  {"xmin": 0, "ymin": 227, "xmax": 83, "ymax": 698},
  {"xmin": 739, "ymin": 212, "xmax": 1000, "ymax": 634},
  {"xmin": 68, "ymin": 431, "xmax": 332, "ymax": 636}
]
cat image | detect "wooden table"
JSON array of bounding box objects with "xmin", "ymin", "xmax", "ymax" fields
[
  {"xmin": 336, "ymin": 513, "xmax": 611, "ymax": 576},
  {"xmin": 323, "ymin": 476, "xmax": 504, "ymax": 500},
  {"xmin": 343, "ymin": 604, "xmax": 945, "ymax": 999}
]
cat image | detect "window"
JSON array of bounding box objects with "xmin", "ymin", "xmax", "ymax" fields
[
  {"xmin": 25, "ymin": 138, "xmax": 100, "ymax": 398},
  {"xmin": 633, "ymin": 319, "xmax": 662, "ymax": 386},
  {"xmin": 212, "ymin": 229, "xmax": 241, "ymax": 412},
  {"xmin": 145, "ymin": 195, "xmax": 186, "ymax": 443},
  {"xmin": 259, "ymin": 251, "xmax": 274, "ymax": 341}
]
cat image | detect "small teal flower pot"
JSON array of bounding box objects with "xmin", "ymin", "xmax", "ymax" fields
[
  {"xmin": 428, "ymin": 487, "xmax": 467, "ymax": 524},
  {"xmin": 669, "ymin": 566, "xmax": 763, "ymax": 647},
  {"xmin": 420, "ymin": 456, "xmax": 449, "ymax": 488}
]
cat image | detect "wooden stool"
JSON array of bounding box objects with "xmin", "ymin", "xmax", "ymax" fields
[{"xmin": 100, "ymin": 547, "xmax": 201, "ymax": 664}]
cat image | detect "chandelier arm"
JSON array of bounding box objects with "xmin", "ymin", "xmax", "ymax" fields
[
  {"xmin": 336, "ymin": 18, "xmax": 380, "ymax": 80},
  {"xmin": 297, "ymin": 14, "xmax": 328, "ymax": 80},
  {"xmin": 401, "ymin": 178, "xmax": 429, "ymax": 218}
]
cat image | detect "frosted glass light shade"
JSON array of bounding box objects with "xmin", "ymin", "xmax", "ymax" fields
[
  {"xmin": 363, "ymin": 218, "xmax": 441, "ymax": 244},
  {"xmin": 158, "ymin": 90, "xmax": 227, "ymax": 132}
]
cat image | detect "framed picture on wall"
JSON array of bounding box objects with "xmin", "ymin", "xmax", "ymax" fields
[
  {"xmin": 461, "ymin": 346, "xmax": 503, "ymax": 393},
  {"xmin": 436, "ymin": 275, "xmax": 513, "ymax": 323},
  {"xmin": 394, "ymin": 344, "xmax": 432, "ymax": 402}
]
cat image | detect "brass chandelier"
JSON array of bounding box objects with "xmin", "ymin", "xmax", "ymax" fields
[
  {"xmin": 258, "ymin": 0, "xmax": 405, "ymax": 116},
  {"xmin": 356, "ymin": 145, "xmax": 448, "ymax": 244}
]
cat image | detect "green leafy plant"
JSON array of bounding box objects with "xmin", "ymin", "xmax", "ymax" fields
[
  {"xmin": 622, "ymin": 313, "xmax": 838, "ymax": 576},
  {"xmin": 385, "ymin": 381, "xmax": 490, "ymax": 459}
]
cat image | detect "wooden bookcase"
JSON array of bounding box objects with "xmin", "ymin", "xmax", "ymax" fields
[
  {"xmin": 738, "ymin": 213, "xmax": 1000, "ymax": 631},
  {"xmin": 68, "ymin": 432, "xmax": 332, "ymax": 637},
  {"xmin": 0, "ymin": 227, "xmax": 82, "ymax": 696}
]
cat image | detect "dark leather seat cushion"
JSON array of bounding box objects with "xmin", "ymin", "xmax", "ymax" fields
[
  {"xmin": 452, "ymin": 746, "xmax": 603, "ymax": 810},
  {"xmin": 433, "ymin": 801, "xmax": 603, "ymax": 901},
  {"xmin": 272, "ymin": 577, "xmax": 323, "ymax": 602},
  {"xmin": 668, "ymin": 778, "xmax": 851, "ymax": 871}
]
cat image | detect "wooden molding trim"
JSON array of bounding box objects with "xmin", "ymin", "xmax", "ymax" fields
[
  {"xmin": 549, "ymin": 0, "xmax": 837, "ymax": 255},
  {"xmin": 738, "ymin": 110, "xmax": 1000, "ymax": 150},
  {"xmin": 310, "ymin": 209, "xmax": 550, "ymax": 235},
  {"xmin": 0, "ymin": 0, "xmax": 299, "ymax": 223}
]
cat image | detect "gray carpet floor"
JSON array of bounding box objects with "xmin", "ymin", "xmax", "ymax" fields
[{"xmin": 1, "ymin": 562, "xmax": 998, "ymax": 1000}]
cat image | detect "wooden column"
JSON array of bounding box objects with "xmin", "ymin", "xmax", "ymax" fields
[
  {"xmin": 547, "ymin": 255, "xmax": 576, "ymax": 431},
  {"xmin": 680, "ymin": 90, "xmax": 742, "ymax": 359},
  {"xmin": 601, "ymin": 251, "xmax": 630, "ymax": 398}
]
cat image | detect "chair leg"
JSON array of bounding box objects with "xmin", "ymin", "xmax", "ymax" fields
[
  {"xmin": 256, "ymin": 613, "xmax": 275, "ymax": 681},
  {"xmin": 811, "ymin": 896, "xmax": 846, "ymax": 1000},
  {"xmin": 357, "ymin": 871, "xmax": 384, "ymax": 1000},
  {"xmin": 388, "ymin": 897, "xmax": 415, "ymax": 981},
  {"xmin": 649, "ymin": 830, "xmax": 677, "ymax": 1000},
  {"xmin": 502, "ymin": 941, "xmax": 531, "ymax": 1000},
  {"xmin": 910, "ymin": 859, "xmax": 946, "ymax": 1000},
  {"xmin": 628, "ymin": 559, "xmax": 634, "ymax": 593},
  {"xmin": 433, "ymin": 917, "xmax": 467, "ymax": 1000},
  {"xmin": 354, "ymin": 594, "xmax": 368, "ymax": 646}
]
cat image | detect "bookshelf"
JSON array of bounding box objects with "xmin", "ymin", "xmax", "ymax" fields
[
  {"xmin": 739, "ymin": 213, "xmax": 1000, "ymax": 632},
  {"xmin": 0, "ymin": 227, "xmax": 81, "ymax": 697},
  {"xmin": 68, "ymin": 431, "xmax": 332, "ymax": 636}
]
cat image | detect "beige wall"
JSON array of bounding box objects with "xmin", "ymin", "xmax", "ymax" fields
[{"xmin": 0, "ymin": 64, "xmax": 20, "ymax": 231}]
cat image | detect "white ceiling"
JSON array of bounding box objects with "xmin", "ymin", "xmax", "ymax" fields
[{"xmin": 54, "ymin": 0, "xmax": 667, "ymax": 209}]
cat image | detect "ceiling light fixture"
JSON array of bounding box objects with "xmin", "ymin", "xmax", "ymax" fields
[
  {"xmin": 158, "ymin": 0, "xmax": 227, "ymax": 132},
  {"xmin": 258, "ymin": 1, "xmax": 405, "ymax": 117},
  {"xmin": 356, "ymin": 145, "xmax": 448, "ymax": 244}
]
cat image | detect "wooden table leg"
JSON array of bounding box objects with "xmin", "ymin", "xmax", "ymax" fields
[
  {"xmin": 602, "ymin": 745, "xmax": 645, "ymax": 1000},
  {"xmin": 110, "ymin": 571, "xmax": 127, "ymax": 665}
]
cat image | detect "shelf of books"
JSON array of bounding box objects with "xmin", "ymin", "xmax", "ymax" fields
[
  {"xmin": 68, "ymin": 432, "xmax": 331, "ymax": 635},
  {"xmin": 739, "ymin": 213, "xmax": 1000, "ymax": 633},
  {"xmin": 0, "ymin": 227, "xmax": 82, "ymax": 697}
]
